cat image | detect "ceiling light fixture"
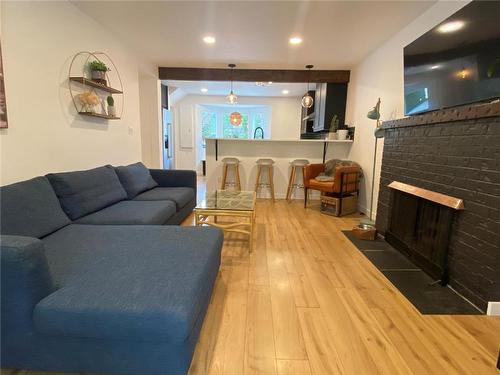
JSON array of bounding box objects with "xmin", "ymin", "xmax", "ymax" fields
[
  {"xmin": 430, "ymin": 65, "xmax": 441, "ymax": 70},
  {"xmin": 203, "ymin": 35, "xmax": 216, "ymax": 44},
  {"xmin": 301, "ymin": 65, "xmax": 314, "ymax": 108},
  {"xmin": 282, "ymin": 90, "xmax": 289, "ymax": 95},
  {"xmin": 255, "ymin": 81, "xmax": 273, "ymax": 87},
  {"xmin": 200, "ymin": 88, "xmax": 208, "ymax": 93},
  {"xmin": 230, "ymin": 111, "xmax": 242, "ymax": 126},
  {"xmin": 227, "ymin": 63, "xmax": 238, "ymax": 104},
  {"xmin": 437, "ymin": 20, "xmax": 465, "ymax": 34},
  {"xmin": 289, "ymin": 36, "xmax": 303, "ymax": 45}
]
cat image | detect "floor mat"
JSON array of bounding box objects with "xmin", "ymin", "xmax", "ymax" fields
[{"xmin": 342, "ymin": 230, "xmax": 482, "ymax": 315}]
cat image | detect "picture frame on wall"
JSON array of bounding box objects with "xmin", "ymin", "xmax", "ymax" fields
[{"xmin": 0, "ymin": 40, "xmax": 8, "ymax": 129}]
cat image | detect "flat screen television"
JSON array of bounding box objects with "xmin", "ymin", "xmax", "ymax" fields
[{"xmin": 404, "ymin": 1, "xmax": 500, "ymax": 115}]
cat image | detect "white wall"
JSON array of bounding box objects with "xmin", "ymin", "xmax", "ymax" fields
[
  {"xmin": 172, "ymin": 94, "xmax": 301, "ymax": 173},
  {"xmin": 0, "ymin": 1, "xmax": 159, "ymax": 185},
  {"xmin": 346, "ymin": 0, "xmax": 469, "ymax": 217}
]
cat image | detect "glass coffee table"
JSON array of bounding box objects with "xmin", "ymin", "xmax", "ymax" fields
[{"xmin": 195, "ymin": 190, "xmax": 256, "ymax": 250}]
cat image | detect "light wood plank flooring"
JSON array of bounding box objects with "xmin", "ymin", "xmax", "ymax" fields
[{"xmin": 3, "ymin": 199, "xmax": 499, "ymax": 375}]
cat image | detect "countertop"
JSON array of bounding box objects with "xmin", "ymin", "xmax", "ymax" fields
[{"xmin": 205, "ymin": 138, "xmax": 353, "ymax": 143}]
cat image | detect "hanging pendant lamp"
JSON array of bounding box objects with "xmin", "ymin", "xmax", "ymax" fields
[
  {"xmin": 227, "ymin": 63, "xmax": 238, "ymax": 104},
  {"xmin": 230, "ymin": 111, "xmax": 242, "ymax": 126},
  {"xmin": 301, "ymin": 65, "xmax": 314, "ymax": 109}
]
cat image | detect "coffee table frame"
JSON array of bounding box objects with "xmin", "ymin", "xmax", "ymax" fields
[{"xmin": 194, "ymin": 192, "xmax": 256, "ymax": 250}]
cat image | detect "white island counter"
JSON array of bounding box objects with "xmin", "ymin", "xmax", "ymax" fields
[{"xmin": 205, "ymin": 138, "xmax": 353, "ymax": 199}]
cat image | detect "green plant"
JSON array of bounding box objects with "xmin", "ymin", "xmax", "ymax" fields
[
  {"xmin": 89, "ymin": 60, "xmax": 110, "ymax": 72},
  {"xmin": 107, "ymin": 95, "xmax": 114, "ymax": 106},
  {"xmin": 329, "ymin": 115, "xmax": 339, "ymax": 133}
]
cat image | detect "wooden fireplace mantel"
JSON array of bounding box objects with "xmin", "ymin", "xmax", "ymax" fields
[{"xmin": 388, "ymin": 181, "xmax": 465, "ymax": 210}]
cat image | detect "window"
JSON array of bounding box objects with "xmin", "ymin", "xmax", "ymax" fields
[
  {"xmin": 222, "ymin": 112, "xmax": 249, "ymax": 139},
  {"xmin": 201, "ymin": 111, "xmax": 217, "ymax": 147},
  {"xmin": 198, "ymin": 105, "xmax": 271, "ymax": 141}
]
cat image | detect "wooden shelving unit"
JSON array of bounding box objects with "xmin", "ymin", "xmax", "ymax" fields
[
  {"xmin": 78, "ymin": 112, "xmax": 120, "ymax": 120},
  {"xmin": 68, "ymin": 52, "xmax": 125, "ymax": 121},
  {"xmin": 70, "ymin": 77, "xmax": 123, "ymax": 94}
]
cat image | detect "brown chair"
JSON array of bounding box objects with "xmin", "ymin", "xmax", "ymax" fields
[{"xmin": 303, "ymin": 163, "xmax": 361, "ymax": 210}]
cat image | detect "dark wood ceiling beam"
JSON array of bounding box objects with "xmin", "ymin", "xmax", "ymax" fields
[{"xmin": 158, "ymin": 67, "xmax": 350, "ymax": 83}]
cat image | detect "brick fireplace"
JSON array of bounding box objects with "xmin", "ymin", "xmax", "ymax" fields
[{"xmin": 376, "ymin": 102, "xmax": 500, "ymax": 311}]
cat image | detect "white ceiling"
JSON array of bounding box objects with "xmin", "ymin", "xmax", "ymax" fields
[
  {"xmin": 72, "ymin": 1, "xmax": 436, "ymax": 69},
  {"xmin": 164, "ymin": 80, "xmax": 314, "ymax": 97}
]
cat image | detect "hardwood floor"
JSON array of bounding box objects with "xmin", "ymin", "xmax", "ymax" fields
[
  {"xmin": 3, "ymin": 199, "xmax": 499, "ymax": 375},
  {"xmin": 187, "ymin": 199, "xmax": 499, "ymax": 375}
]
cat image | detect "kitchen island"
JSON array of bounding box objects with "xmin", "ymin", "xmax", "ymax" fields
[{"xmin": 205, "ymin": 138, "xmax": 353, "ymax": 199}]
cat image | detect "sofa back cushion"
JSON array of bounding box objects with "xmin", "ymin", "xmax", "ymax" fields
[
  {"xmin": 0, "ymin": 177, "xmax": 71, "ymax": 238},
  {"xmin": 47, "ymin": 165, "xmax": 127, "ymax": 220},
  {"xmin": 114, "ymin": 162, "xmax": 158, "ymax": 199}
]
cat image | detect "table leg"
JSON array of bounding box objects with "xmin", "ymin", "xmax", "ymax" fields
[{"xmin": 249, "ymin": 211, "xmax": 255, "ymax": 251}]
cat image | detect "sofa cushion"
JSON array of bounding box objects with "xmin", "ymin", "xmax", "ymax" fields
[
  {"xmin": 114, "ymin": 162, "xmax": 158, "ymax": 199},
  {"xmin": 75, "ymin": 200, "xmax": 176, "ymax": 225},
  {"xmin": 0, "ymin": 177, "xmax": 71, "ymax": 238},
  {"xmin": 134, "ymin": 187, "xmax": 195, "ymax": 210},
  {"xmin": 35, "ymin": 224, "xmax": 223, "ymax": 343},
  {"xmin": 47, "ymin": 165, "xmax": 127, "ymax": 220}
]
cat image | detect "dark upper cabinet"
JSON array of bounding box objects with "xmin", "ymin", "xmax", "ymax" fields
[
  {"xmin": 161, "ymin": 84, "xmax": 169, "ymax": 109},
  {"xmin": 312, "ymin": 83, "xmax": 348, "ymax": 132}
]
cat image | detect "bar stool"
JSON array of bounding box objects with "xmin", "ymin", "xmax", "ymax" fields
[
  {"xmin": 254, "ymin": 158, "xmax": 275, "ymax": 201},
  {"xmin": 220, "ymin": 157, "xmax": 242, "ymax": 191},
  {"xmin": 286, "ymin": 159, "xmax": 309, "ymax": 201}
]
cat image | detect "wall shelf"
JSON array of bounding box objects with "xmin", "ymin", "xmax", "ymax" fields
[
  {"xmin": 78, "ymin": 111, "xmax": 120, "ymax": 120},
  {"xmin": 69, "ymin": 52, "xmax": 124, "ymax": 120},
  {"xmin": 70, "ymin": 77, "xmax": 123, "ymax": 94}
]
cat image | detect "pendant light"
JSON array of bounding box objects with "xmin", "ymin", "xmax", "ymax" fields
[
  {"xmin": 301, "ymin": 64, "xmax": 314, "ymax": 109},
  {"xmin": 230, "ymin": 111, "xmax": 242, "ymax": 126},
  {"xmin": 227, "ymin": 63, "xmax": 238, "ymax": 104}
]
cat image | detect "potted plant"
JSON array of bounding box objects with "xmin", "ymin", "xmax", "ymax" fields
[
  {"xmin": 107, "ymin": 95, "xmax": 116, "ymax": 117},
  {"xmin": 88, "ymin": 60, "xmax": 109, "ymax": 85}
]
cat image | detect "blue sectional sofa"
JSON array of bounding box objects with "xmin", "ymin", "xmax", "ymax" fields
[{"xmin": 0, "ymin": 163, "xmax": 223, "ymax": 375}]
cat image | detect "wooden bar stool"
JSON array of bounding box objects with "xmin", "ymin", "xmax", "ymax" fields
[
  {"xmin": 254, "ymin": 158, "xmax": 275, "ymax": 201},
  {"xmin": 286, "ymin": 159, "xmax": 309, "ymax": 201},
  {"xmin": 220, "ymin": 157, "xmax": 242, "ymax": 191}
]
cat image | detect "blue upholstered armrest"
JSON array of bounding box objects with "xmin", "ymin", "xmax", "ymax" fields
[
  {"xmin": 1, "ymin": 235, "xmax": 55, "ymax": 335},
  {"xmin": 149, "ymin": 169, "xmax": 197, "ymax": 192}
]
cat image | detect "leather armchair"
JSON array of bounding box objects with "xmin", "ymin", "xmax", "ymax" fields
[{"xmin": 303, "ymin": 163, "xmax": 361, "ymax": 208}]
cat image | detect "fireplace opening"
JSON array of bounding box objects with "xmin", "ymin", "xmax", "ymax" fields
[{"xmin": 385, "ymin": 181, "xmax": 464, "ymax": 285}]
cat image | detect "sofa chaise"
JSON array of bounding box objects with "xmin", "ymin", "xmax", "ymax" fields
[{"xmin": 0, "ymin": 163, "xmax": 223, "ymax": 375}]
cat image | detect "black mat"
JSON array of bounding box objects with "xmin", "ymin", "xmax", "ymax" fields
[{"xmin": 342, "ymin": 231, "xmax": 482, "ymax": 315}]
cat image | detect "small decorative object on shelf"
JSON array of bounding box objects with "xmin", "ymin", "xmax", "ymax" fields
[
  {"xmin": 69, "ymin": 51, "xmax": 123, "ymax": 120},
  {"xmin": 77, "ymin": 91, "xmax": 100, "ymax": 113},
  {"xmin": 107, "ymin": 95, "xmax": 116, "ymax": 117},
  {"xmin": 88, "ymin": 60, "xmax": 110, "ymax": 86}
]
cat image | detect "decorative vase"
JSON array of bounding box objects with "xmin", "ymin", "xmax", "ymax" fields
[
  {"xmin": 91, "ymin": 70, "xmax": 107, "ymax": 86},
  {"xmin": 337, "ymin": 129, "xmax": 349, "ymax": 140},
  {"xmin": 108, "ymin": 106, "xmax": 116, "ymax": 117}
]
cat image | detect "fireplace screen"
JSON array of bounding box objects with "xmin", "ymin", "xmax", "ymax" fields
[{"xmin": 386, "ymin": 188, "xmax": 456, "ymax": 284}]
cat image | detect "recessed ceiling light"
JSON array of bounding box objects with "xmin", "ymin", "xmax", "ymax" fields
[
  {"xmin": 289, "ymin": 36, "xmax": 303, "ymax": 45},
  {"xmin": 430, "ymin": 65, "xmax": 440, "ymax": 70},
  {"xmin": 200, "ymin": 88, "xmax": 208, "ymax": 93},
  {"xmin": 203, "ymin": 35, "xmax": 216, "ymax": 44},
  {"xmin": 437, "ymin": 20, "xmax": 465, "ymax": 34},
  {"xmin": 282, "ymin": 90, "xmax": 290, "ymax": 95}
]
